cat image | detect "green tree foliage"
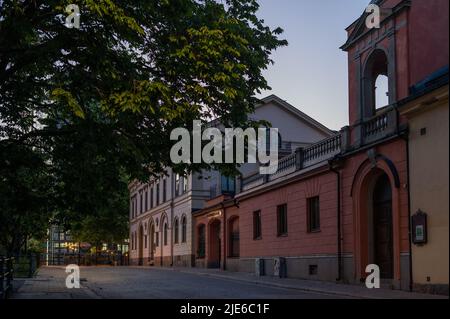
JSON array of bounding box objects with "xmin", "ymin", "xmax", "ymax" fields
[{"xmin": 0, "ymin": 0, "xmax": 287, "ymax": 253}]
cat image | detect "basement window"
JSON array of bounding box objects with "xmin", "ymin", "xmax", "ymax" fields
[{"xmin": 309, "ymin": 265, "xmax": 318, "ymax": 276}]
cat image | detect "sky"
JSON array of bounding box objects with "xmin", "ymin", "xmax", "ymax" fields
[{"xmin": 256, "ymin": 0, "xmax": 369, "ymax": 130}]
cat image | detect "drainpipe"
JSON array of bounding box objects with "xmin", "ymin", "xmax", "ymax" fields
[
  {"xmin": 329, "ymin": 158, "xmax": 343, "ymax": 282},
  {"xmin": 170, "ymin": 171, "xmax": 175, "ymax": 267},
  {"xmin": 221, "ymin": 202, "xmax": 226, "ymax": 271},
  {"xmin": 402, "ymin": 132, "xmax": 414, "ymax": 292}
]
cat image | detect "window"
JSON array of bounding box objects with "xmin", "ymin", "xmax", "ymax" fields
[
  {"xmin": 183, "ymin": 176, "xmax": 188, "ymax": 193},
  {"xmin": 155, "ymin": 231, "xmax": 159, "ymax": 247},
  {"xmin": 309, "ymin": 265, "xmax": 318, "ymax": 275},
  {"xmin": 144, "ymin": 234, "xmax": 147, "ymax": 249},
  {"xmin": 307, "ymin": 196, "xmax": 320, "ymax": 232},
  {"xmin": 163, "ymin": 179, "xmax": 167, "ymax": 202},
  {"xmin": 229, "ymin": 218, "xmax": 240, "ymax": 257},
  {"xmin": 221, "ymin": 175, "xmax": 235, "ymax": 194},
  {"xmin": 197, "ymin": 225, "xmax": 205, "ymax": 258},
  {"xmin": 139, "ymin": 191, "xmax": 143, "ymax": 214},
  {"xmin": 375, "ymin": 74, "xmax": 389, "ymax": 109},
  {"xmin": 253, "ymin": 210, "xmax": 262, "ymax": 240},
  {"xmin": 175, "ymin": 174, "xmax": 180, "ymax": 196},
  {"xmin": 363, "ymin": 49, "xmax": 390, "ymax": 116},
  {"xmin": 150, "ymin": 187, "xmax": 153, "ymax": 209},
  {"xmin": 150, "ymin": 224, "xmax": 155, "ymax": 248},
  {"xmin": 131, "ymin": 196, "xmax": 136, "ymax": 218},
  {"xmin": 181, "ymin": 216, "xmax": 187, "ymax": 243},
  {"xmin": 156, "ymin": 182, "xmax": 160, "ymax": 206},
  {"xmin": 144, "ymin": 188, "xmax": 148, "ymax": 212},
  {"xmin": 277, "ymin": 204, "xmax": 288, "ymax": 236},
  {"xmin": 174, "ymin": 219, "xmax": 179, "ymax": 244},
  {"xmin": 265, "ymin": 128, "xmax": 281, "ymax": 153},
  {"xmin": 130, "ymin": 199, "xmax": 134, "ymax": 219},
  {"xmin": 163, "ymin": 222, "xmax": 168, "ymax": 246}
]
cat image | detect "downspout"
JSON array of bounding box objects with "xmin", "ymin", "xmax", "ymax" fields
[
  {"xmin": 329, "ymin": 159, "xmax": 343, "ymax": 282},
  {"xmin": 170, "ymin": 171, "xmax": 175, "ymax": 267},
  {"xmin": 406, "ymin": 2, "xmax": 413, "ymax": 293},
  {"xmin": 403, "ymin": 132, "xmax": 414, "ymax": 292},
  {"xmin": 222, "ymin": 198, "xmax": 240, "ymax": 271},
  {"xmin": 221, "ymin": 202, "xmax": 226, "ymax": 271}
]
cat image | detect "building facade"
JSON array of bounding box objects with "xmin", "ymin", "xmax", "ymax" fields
[
  {"xmin": 128, "ymin": 96, "xmax": 333, "ymax": 267},
  {"xmin": 192, "ymin": 0, "xmax": 449, "ymax": 294}
]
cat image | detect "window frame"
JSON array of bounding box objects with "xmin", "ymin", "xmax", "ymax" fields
[
  {"xmin": 253, "ymin": 210, "xmax": 262, "ymax": 240},
  {"xmin": 276, "ymin": 204, "xmax": 288, "ymax": 237},
  {"xmin": 163, "ymin": 222, "xmax": 168, "ymax": 246},
  {"xmin": 181, "ymin": 216, "xmax": 187, "ymax": 243},
  {"xmin": 307, "ymin": 196, "xmax": 321, "ymax": 233},
  {"xmin": 174, "ymin": 218, "xmax": 179, "ymax": 244}
]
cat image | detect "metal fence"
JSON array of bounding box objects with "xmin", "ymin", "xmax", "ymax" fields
[
  {"xmin": 44, "ymin": 252, "xmax": 129, "ymax": 266},
  {"xmin": 13, "ymin": 253, "xmax": 40, "ymax": 278},
  {"xmin": 0, "ymin": 256, "xmax": 14, "ymax": 299}
]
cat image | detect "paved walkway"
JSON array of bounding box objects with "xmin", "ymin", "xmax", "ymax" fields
[
  {"xmin": 11, "ymin": 266, "xmax": 447, "ymax": 299},
  {"xmin": 166, "ymin": 266, "xmax": 446, "ymax": 299}
]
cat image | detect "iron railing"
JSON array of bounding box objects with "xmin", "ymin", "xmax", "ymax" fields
[
  {"xmin": 240, "ymin": 106, "xmax": 401, "ymax": 192},
  {"xmin": 0, "ymin": 256, "xmax": 14, "ymax": 299}
]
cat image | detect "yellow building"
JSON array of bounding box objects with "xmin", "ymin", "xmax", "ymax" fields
[{"xmin": 400, "ymin": 70, "xmax": 449, "ymax": 295}]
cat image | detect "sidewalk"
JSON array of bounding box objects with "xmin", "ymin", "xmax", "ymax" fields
[
  {"xmin": 159, "ymin": 266, "xmax": 447, "ymax": 299},
  {"xmin": 11, "ymin": 266, "xmax": 99, "ymax": 299}
]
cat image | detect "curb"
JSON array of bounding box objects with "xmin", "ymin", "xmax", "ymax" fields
[{"xmin": 174, "ymin": 269, "xmax": 371, "ymax": 299}]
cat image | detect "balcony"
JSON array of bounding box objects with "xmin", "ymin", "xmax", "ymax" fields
[
  {"xmin": 358, "ymin": 106, "xmax": 399, "ymax": 146},
  {"xmin": 238, "ymin": 106, "xmax": 401, "ymax": 193}
]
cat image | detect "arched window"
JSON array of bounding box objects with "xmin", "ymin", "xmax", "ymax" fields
[
  {"xmin": 197, "ymin": 224, "xmax": 206, "ymax": 258},
  {"xmin": 228, "ymin": 217, "xmax": 240, "ymax": 258},
  {"xmin": 363, "ymin": 49, "xmax": 391, "ymax": 117},
  {"xmin": 163, "ymin": 222, "xmax": 168, "ymax": 246},
  {"xmin": 181, "ymin": 216, "xmax": 187, "ymax": 243},
  {"xmin": 155, "ymin": 230, "xmax": 159, "ymax": 247},
  {"xmin": 174, "ymin": 218, "xmax": 179, "ymax": 244},
  {"xmin": 150, "ymin": 223, "xmax": 155, "ymax": 248},
  {"xmin": 375, "ymin": 75, "xmax": 389, "ymax": 109}
]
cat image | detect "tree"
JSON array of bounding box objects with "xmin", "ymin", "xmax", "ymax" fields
[{"xmin": 0, "ymin": 0, "xmax": 287, "ymax": 253}]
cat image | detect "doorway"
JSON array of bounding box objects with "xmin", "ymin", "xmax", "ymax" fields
[
  {"xmin": 208, "ymin": 220, "xmax": 221, "ymax": 268},
  {"xmin": 372, "ymin": 174, "xmax": 393, "ymax": 279}
]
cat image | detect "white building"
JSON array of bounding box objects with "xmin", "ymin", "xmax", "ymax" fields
[{"xmin": 128, "ymin": 95, "xmax": 333, "ymax": 266}]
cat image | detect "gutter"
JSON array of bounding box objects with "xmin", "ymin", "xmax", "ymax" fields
[{"xmin": 329, "ymin": 157, "xmax": 343, "ymax": 282}]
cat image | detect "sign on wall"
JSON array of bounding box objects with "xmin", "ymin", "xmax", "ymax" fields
[{"xmin": 411, "ymin": 210, "xmax": 428, "ymax": 245}]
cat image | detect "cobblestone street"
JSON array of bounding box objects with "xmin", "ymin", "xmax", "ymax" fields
[{"xmin": 11, "ymin": 266, "xmax": 445, "ymax": 299}]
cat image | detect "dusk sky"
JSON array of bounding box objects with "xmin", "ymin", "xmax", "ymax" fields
[{"xmin": 256, "ymin": 0, "xmax": 369, "ymax": 130}]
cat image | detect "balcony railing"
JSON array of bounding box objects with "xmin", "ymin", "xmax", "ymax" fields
[
  {"xmin": 302, "ymin": 134, "xmax": 342, "ymax": 167},
  {"xmin": 240, "ymin": 134, "xmax": 342, "ymax": 192},
  {"xmin": 360, "ymin": 107, "xmax": 398, "ymax": 145},
  {"xmin": 239, "ymin": 106, "xmax": 402, "ymax": 193}
]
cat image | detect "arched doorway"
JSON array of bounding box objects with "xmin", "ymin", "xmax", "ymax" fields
[
  {"xmin": 352, "ymin": 157, "xmax": 403, "ymax": 284},
  {"xmin": 372, "ymin": 174, "xmax": 393, "ymax": 279},
  {"xmin": 138, "ymin": 224, "xmax": 144, "ymax": 266},
  {"xmin": 149, "ymin": 222, "xmax": 155, "ymax": 264},
  {"xmin": 208, "ymin": 220, "xmax": 221, "ymax": 268}
]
